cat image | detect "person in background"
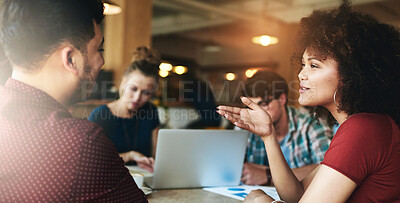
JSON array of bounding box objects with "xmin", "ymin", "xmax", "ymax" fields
[
  {"xmin": 0, "ymin": 0, "xmax": 146, "ymax": 202},
  {"xmin": 89, "ymin": 46, "xmax": 160, "ymax": 172},
  {"xmin": 239, "ymin": 71, "xmax": 332, "ymax": 186},
  {"xmin": 184, "ymin": 68, "xmax": 221, "ymax": 129},
  {"xmin": 218, "ymin": 1, "xmax": 400, "ymax": 202}
]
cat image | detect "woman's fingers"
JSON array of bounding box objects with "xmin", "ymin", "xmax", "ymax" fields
[
  {"xmin": 235, "ymin": 121, "xmax": 250, "ymax": 131},
  {"xmin": 225, "ymin": 113, "xmax": 240, "ymax": 124},
  {"xmin": 218, "ymin": 110, "xmax": 239, "ymax": 123},
  {"xmin": 244, "ymin": 190, "xmax": 274, "ymax": 202},
  {"xmin": 138, "ymin": 164, "xmax": 153, "ymax": 172},
  {"xmin": 149, "ymin": 157, "xmax": 155, "ymax": 168},
  {"xmin": 137, "ymin": 157, "xmax": 154, "ymax": 172},
  {"xmin": 217, "ymin": 105, "xmax": 242, "ymax": 114},
  {"xmin": 241, "ymin": 97, "xmax": 262, "ymax": 111},
  {"xmin": 137, "ymin": 157, "xmax": 151, "ymax": 167},
  {"xmin": 217, "ymin": 109, "xmax": 244, "ymax": 120},
  {"xmin": 217, "ymin": 109, "xmax": 253, "ymax": 131}
]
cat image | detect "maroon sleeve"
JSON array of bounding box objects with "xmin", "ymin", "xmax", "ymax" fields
[
  {"xmin": 71, "ymin": 124, "xmax": 147, "ymax": 202},
  {"xmin": 321, "ymin": 114, "xmax": 393, "ymax": 184}
]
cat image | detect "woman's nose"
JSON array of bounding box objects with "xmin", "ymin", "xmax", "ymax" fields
[
  {"xmin": 298, "ymin": 68, "xmax": 308, "ymax": 81},
  {"xmin": 132, "ymin": 91, "xmax": 141, "ymax": 101}
]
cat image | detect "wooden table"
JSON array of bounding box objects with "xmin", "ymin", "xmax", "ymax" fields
[
  {"xmin": 147, "ymin": 188, "xmax": 241, "ymax": 203},
  {"xmin": 126, "ymin": 166, "xmax": 242, "ymax": 202}
]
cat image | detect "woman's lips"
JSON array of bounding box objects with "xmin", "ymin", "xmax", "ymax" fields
[{"xmin": 299, "ymin": 85, "xmax": 310, "ymax": 93}]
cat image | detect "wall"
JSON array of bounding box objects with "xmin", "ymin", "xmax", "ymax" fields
[{"xmin": 103, "ymin": 0, "xmax": 153, "ymax": 88}]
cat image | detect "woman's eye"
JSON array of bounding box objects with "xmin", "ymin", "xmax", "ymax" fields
[
  {"xmin": 311, "ymin": 64, "xmax": 318, "ymax": 68},
  {"xmin": 99, "ymin": 48, "xmax": 104, "ymax": 52},
  {"xmin": 301, "ymin": 63, "xmax": 305, "ymax": 68},
  {"xmin": 142, "ymin": 91, "xmax": 151, "ymax": 96}
]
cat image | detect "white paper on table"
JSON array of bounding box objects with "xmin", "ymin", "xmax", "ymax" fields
[
  {"xmin": 203, "ymin": 185, "xmax": 281, "ymax": 201},
  {"xmin": 125, "ymin": 165, "xmax": 153, "ymax": 177}
]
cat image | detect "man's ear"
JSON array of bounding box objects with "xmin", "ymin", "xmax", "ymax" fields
[{"xmin": 61, "ymin": 46, "xmax": 79, "ymax": 75}]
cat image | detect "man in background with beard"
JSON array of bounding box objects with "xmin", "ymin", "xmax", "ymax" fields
[{"xmin": 0, "ymin": 0, "xmax": 146, "ymax": 202}]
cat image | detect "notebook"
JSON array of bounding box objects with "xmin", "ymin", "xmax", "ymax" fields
[{"xmin": 146, "ymin": 129, "xmax": 249, "ymax": 189}]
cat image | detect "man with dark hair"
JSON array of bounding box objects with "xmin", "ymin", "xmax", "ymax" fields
[
  {"xmin": 0, "ymin": 0, "xmax": 146, "ymax": 202},
  {"xmin": 239, "ymin": 71, "xmax": 332, "ymax": 185}
]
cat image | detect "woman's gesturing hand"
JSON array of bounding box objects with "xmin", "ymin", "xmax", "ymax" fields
[{"xmin": 217, "ymin": 97, "xmax": 274, "ymax": 138}]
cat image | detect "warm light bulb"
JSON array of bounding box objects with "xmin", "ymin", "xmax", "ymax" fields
[
  {"xmin": 259, "ymin": 35, "xmax": 272, "ymax": 46},
  {"xmin": 245, "ymin": 69, "xmax": 258, "ymax": 78},
  {"xmin": 159, "ymin": 63, "xmax": 173, "ymax": 71},
  {"xmin": 271, "ymin": 37, "xmax": 279, "ymax": 44},
  {"xmin": 226, "ymin": 73, "xmax": 236, "ymax": 81},
  {"xmin": 252, "ymin": 36, "xmax": 260, "ymax": 44},
  {"xmin": 252, "ymin": 35, "xmax": 279, "ymax": 47},
  {"xmin": 159, "ymin": 70, "xmax": 169, "ymax": 78},
  {"xmin": 174, "ymin": 66, "xmax": 187, "ymax": 75}
]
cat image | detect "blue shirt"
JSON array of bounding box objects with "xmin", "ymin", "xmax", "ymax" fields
[{"xmin": 88, "ymin": 103, "xmax": 160, "ymax": 157}]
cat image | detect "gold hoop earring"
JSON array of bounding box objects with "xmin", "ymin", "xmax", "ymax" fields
[
  {"xmin": 333, "ymin": 88, "xmax": 341, "ymax": 113},
  {"xmin": 333, "ymin": 89, "xmax": 339, "ymax": 108}
]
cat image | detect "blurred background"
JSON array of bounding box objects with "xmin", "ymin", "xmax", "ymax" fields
[{"xmin": 1, "ymin": 0, "xmax": 399, "ymax": 128}]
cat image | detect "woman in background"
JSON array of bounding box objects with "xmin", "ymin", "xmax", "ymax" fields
[
  {"xmin": 89, "ymin": 46, "xmax": 160, "ymax": 172},
  {"xmin": 218, "ymin": 1, "xmax": 400, "ymax": 202}
]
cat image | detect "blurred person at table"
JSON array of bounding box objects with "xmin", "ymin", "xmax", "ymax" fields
[
  {"xmin": 89, "ymin": 46, "xmax": 160, "ymax": 172},
  {"xmin": 219, "ymin": 1, "xmax": 400, "ymax": 202},
  {"xmin": 239, "ymin": 71, "xmax": 332, "ymax": 186},
  {"xmin": 0, "ymin": 0, "xmax": 146, "ymax": 202},
  {"xmin": 184, "ymin": 67, "xmax": 221, "ymax": 129}
]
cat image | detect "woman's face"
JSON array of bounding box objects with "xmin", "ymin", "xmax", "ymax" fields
[
  {"xmin": 119, "ymin": 70, "xmax": 157, "ymax": 111},
  {"xmin": 298, "ymin": 49, "xmax": 339, "ymax": 109}
]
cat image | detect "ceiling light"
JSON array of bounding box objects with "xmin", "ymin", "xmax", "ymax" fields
[
  {"xmin": 159, "ymin": 70, "xmax": 169, "ymax": 78},
  {"xmin": 225, "ymin": 73, "xmax": 236, "ymax": 81},
  {"xmin": 203, "ymin": 41, "xmax": 221, "ymax": 52},
  {"xmin": 173, "ymin": 66, "xmax": 188, "ymax": 75},
  {"xmin": 159, "ymin": 62, "xmax": 173, "ymax": 71},
  {"xmin": 245, "ymin": 69, "xmax": 258, "ymax": 78},
  {"xmin": 203, "ymin": 45, "xmax": 221, "ymax": 52},
  {"xmin": 252, "ymin": 35, "xmax": 279, "ymax": 47},
  {"xmin": 103, "ymin": 1, "xmax": 121, "ymax": 15}
]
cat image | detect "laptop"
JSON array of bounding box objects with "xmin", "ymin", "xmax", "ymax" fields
[{"xmin": 145, "ymin": 129, "xmax": 249, "ymax": 189}]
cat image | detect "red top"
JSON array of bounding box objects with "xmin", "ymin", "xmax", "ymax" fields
[
  {"xmin": 322, "ymin": 113, "xmax": 400, "ymax": 202},
  {"xmin": 0, "ymin": 79, "xmax": 146, "ymax": 202}
]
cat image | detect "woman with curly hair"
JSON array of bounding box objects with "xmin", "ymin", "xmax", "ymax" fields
[{"xmin": 218, "ymin": 1, "xmax": 400, "ymax": 202}]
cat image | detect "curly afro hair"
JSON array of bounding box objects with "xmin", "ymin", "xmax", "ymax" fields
[{"xmin": 293, "ymin": 1, "xmax": 400, "ymax": 126}]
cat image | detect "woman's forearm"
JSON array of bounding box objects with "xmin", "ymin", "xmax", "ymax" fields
[{"xmin": 263, "ymin": 135, "xmax": 305, "ymax": 203}]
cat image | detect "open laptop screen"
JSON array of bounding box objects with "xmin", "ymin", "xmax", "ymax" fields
[{"xmin": 148, "ymin": 129, "xmax": 249, "ymax": 189}]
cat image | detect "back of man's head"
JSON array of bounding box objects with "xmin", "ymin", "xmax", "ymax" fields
[
  {"xmin": 243, "ymin": 70, "xmax": 289, "ymax": 102},
  {"xmin": 0, "ymin": 0, "xmax": 104, "ymax": 70}
]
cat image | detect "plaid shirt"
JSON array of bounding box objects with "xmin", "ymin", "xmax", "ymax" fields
[{"xmin": 245, "ymin": 106, "xmax": 333, "ymax": 168}]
